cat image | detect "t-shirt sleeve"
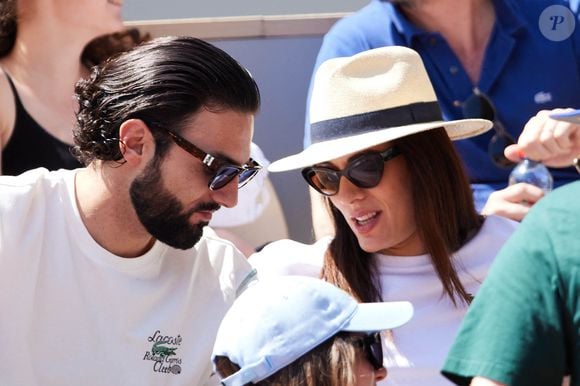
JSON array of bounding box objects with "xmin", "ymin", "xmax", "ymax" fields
[{"xmin": 441, "ymin": 206, "xmax": 569, "ymax": 386}]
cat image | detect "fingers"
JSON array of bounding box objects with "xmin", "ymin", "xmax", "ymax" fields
[
  {"xmin": 511, "ymin": 108, "xmax": 580, "ymax": 168},
  {"xmin": 504, "ymin": 143, "xmax": 522, "ymax": 163},
  {"xmin": 481, "ymin": 183, "xmax": 545, "ymax": 222}
]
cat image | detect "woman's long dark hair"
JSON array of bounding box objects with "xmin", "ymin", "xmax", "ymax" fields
[{"xmin": 321, "ymin": 128, "xmax": 484, "ymax": 306}]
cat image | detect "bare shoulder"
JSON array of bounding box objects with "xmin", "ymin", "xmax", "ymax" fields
[{"xmin": 0, "ymin": 66, "xmax": 16, "ymax": 149}]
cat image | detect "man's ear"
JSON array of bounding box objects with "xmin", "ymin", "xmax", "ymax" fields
[{"xmin": 118, "ymin": 119, "xmax": 155, "ymax": 166}]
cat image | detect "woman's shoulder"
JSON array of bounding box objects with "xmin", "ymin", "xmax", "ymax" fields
[
  {"xmin": 0, "ymin": 66, "xmax": 16, "ymax": 148},
  {"xmin": 482, "ymin": 215, "xmax": 519, "ymax": 238},
  {"xmin": 458, "ymin": 215, "xmax": 519, "ymax": 262},
  {"xmin": 248, "ymin": 237, "xmax": 331, "ymax": 279}
]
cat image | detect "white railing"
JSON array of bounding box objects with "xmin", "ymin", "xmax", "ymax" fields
[{"xmin": 125, "ymin": 13, "xmax": 349, "ymax": 39}]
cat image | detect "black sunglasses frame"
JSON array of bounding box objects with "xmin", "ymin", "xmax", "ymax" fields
[
  {"xmin": 351, "ymin": 332, "xmax": 384, "ymax": 371},
  {"xmin": 462, "ymin": 88, "xmax": 516, "ymax": 168},
  {"xmin": 153, "ymin": 124, "xmax": 261, "ymax": 190},
  {"xmin": 301, "ymin": 146, "xmax": 401, "ymax": 197}
]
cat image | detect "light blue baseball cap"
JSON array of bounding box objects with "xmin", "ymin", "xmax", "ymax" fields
[{"xmin": 212, "ymin": 276, "xmax": 413, "ymax": 386}]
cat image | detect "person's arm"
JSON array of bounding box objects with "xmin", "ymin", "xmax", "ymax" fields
[
  {"xmin": 470, "ymin": 377, "xmax": 506, "ymax": 386},
  {"xmin": 442, "ymin": 190, "xmax": 572, "ymax": 386},
  {"xmin": 0, "ymin": 135, "xmax": 3, "ymax": 173},
  {"xmin": 0, "ymin": 69, "xmax": 17, "ymax": 175},
  {"xmin": 481, "ymin": 108, "xmax": 580, "ymax": 221},
  {"xmin": 480, "ymin": 183, "xmax": 544, "ymax": 221},
  {"xmin": 471, "ymin": 375, "xmax": 570, "ymax": 386},
  {"xmin": 505, "ymin": 108, "xmax": 580, "ymax": 168}
]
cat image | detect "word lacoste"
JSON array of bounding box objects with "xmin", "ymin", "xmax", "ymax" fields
[{"xmin": 143, "ymin": 330, "xmax": 183, "ymax": 375}]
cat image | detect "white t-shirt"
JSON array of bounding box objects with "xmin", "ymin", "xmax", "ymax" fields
[
  {"xmin": 249, "ymin": 215, "xmax": 518, "ymax": 386},
  {"xmin": 0, "ymin": 168, "xmax": 255, "ymax": 386}
]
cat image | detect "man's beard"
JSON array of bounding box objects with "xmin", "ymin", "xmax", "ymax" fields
[{"xmin": 129, "ymin": 156, "xmax": 220, "ymax": 250}]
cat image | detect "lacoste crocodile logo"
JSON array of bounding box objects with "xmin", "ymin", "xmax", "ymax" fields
[
  {"xmin": 143, "ymin": 330, "xmax": 183, "ymax": 375},
  {"xmin": 152, "ymin": 341, "xmax": 177, "ymax": 357}
]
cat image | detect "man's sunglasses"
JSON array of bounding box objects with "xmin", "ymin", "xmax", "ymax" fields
[
  {"xmin": 301, "ymin": 147, "xmax": 401, "ymax": 196},
  {"xmin": 351, "ymin": 332, "xmax": 384, "ymax": 370},
  {"xmin": 462, "ymin": 88, "xmax": 516, "ymax": 168},
  {"xmin": 155, "ymin": 125, "xmax": 261, "ymax": 190}
]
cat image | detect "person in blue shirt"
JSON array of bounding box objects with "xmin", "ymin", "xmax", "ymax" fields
[{"xmin": 306, "ymin": 0, "xmax": 580, "ymax": 236}]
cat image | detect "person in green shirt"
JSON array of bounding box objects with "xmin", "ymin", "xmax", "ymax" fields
[{"xmin": 441, "ymin": 174, "xmax": 580, "ymax": 385}]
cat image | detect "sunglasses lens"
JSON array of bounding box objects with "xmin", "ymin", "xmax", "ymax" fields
[
  {"xmin": 347, "ymin": 153, "xmax": 384, "ymax": 188},
  {"xmin": 488, "ymin": 132, "xmax": 516, "ymax": 168},
  {"xmin": 462, "ymin": 93, "xmax": 496, "ymax": 121},
  {"xmin": 238, "ymin": 168, "xmax": 260, "ymax": 189},
  {"xmin": 349, "ymin": 333, "xmax": 384, "ymax": 370},
  {"xmin": 209, "ymin": 166, "xmax": 240, "ymax": 190},
  {"xmin": 302, "ymin": 168, "xmax": 339, "ymax": 196},
  {"xmin": 367, "ymin": 333, "xmax": 384, "ymax": 370},
  {"xmin": 463, "ymin": 92, "xmax": 518, "ymax": 168}
]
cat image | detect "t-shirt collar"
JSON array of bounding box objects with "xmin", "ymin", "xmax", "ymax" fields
[{"xmin": 384, "ymin": 0, "xmax": 526, "ymax": 46}]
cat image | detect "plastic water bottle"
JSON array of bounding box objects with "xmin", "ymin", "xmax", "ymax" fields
[{"xmin": 508, "ymin": 157, "xmax": 553, "ymax": 193}]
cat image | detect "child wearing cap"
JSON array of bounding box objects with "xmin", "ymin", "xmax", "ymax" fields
[{"xmin": 212, "ymin": 276, "xmax": 413, "ymax": 386}]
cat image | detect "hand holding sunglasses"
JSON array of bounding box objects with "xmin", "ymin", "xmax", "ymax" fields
[{"xmin": 301, "ymin": 147, "xmax": 401, "ymax": 196}]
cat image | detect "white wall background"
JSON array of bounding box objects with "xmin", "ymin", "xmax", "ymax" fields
[{"xmin": 210, "ymin": 36, "xmax": 323, "ymax": 243}]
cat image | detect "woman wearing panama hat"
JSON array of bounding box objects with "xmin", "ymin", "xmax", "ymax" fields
[{"xmin": 250, "ymin": 46, "xmax": 519, "ymax": 386}]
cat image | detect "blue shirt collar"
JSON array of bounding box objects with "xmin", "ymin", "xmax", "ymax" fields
[{"xmin": 383, "ymin": 0, "xmax": 527, "ymax": 45}]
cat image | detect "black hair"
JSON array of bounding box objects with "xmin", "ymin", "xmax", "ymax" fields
[
  {"xmin": 0, "ymin": 0, "xmax": 17, "ymax": 57},
  {"xmin": 73, "ymin": 36, "xmax": 261, "ymax": 164}
]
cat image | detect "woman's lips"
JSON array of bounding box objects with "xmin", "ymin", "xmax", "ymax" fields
[{"xmin": 351, "ymin": 211, "xmax": 380, "ymax": 234}]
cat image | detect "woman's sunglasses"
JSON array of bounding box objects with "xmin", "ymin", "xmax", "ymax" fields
[
  {"xmin": 351, "ymin": 332, "xmax": 384, "ymax": 370},
  {"xmin": 462, "ymin": 88, "xmax": 516, "ymax": 168},
  {"xmin": 155, "ymin": 125, "xmax": 262, "ymax": 190},
  {"xmin": 301, "ymin": 147, "xmax": 401, "ymax": 196}
]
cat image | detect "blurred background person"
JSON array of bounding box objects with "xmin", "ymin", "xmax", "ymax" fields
[{"xmin": 0, "ymin": 0, "xmax": 147, "ymax": 175}]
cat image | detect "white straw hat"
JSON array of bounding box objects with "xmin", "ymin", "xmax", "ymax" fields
[
  {"xmin": 212, "ymin": 276, "xmax": 413, "ymax": 386},
  {"xmin": 269, "ymin": 46, "xmax": 492, "ymax": 172}
]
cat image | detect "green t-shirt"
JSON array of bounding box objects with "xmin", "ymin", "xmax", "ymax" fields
[{"xmin": 442, "ymin": 180, "xmax": 580, "ymax": 386}]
